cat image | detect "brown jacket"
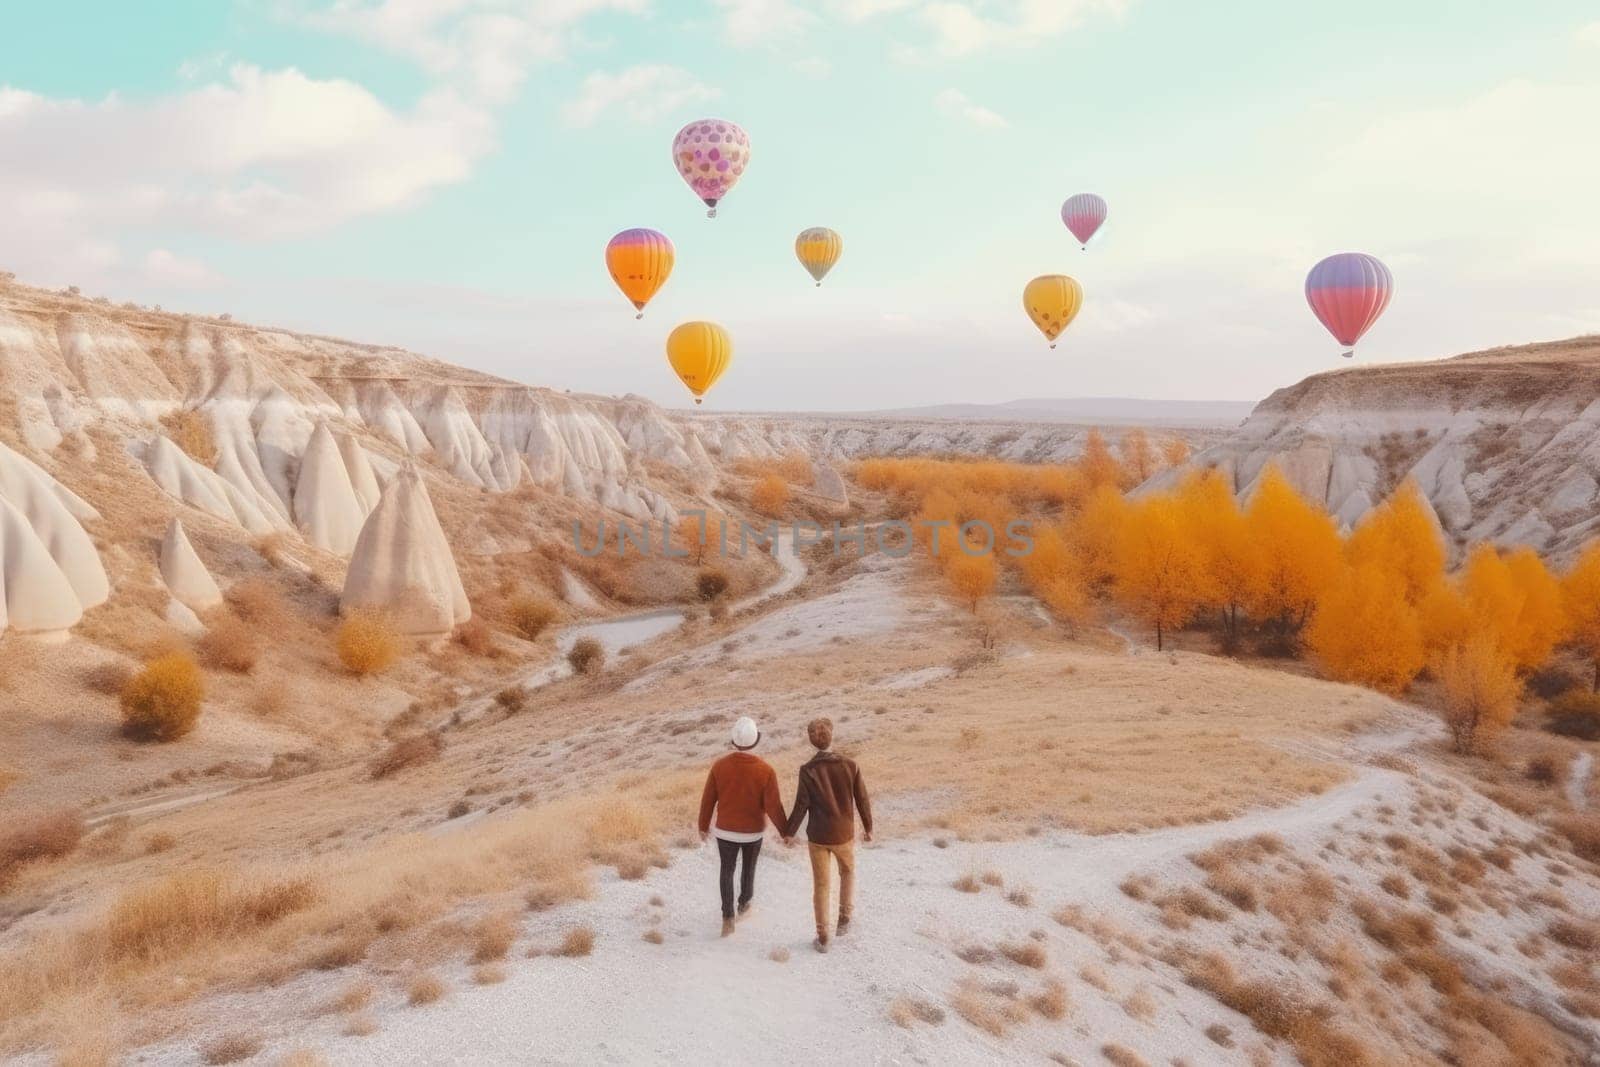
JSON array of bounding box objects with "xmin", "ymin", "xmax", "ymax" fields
[
  {"xmin": 698, "ymin": 752, "xmax": 787, "ymax": 836},
  {"xmin": 784, "ymin": 751, "xmax": 872, "ymax": 845}
]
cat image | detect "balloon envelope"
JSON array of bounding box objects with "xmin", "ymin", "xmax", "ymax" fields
[
  {"xmin": 666, "ymin": 321, "xmax": 732, "ymax": 404},
  {"xmin": 1061, "ymin": 193, "xmax": 1107, "ymax": 248},
  {"xmin": 1305, "ymin": 253, "xmax": 1393, "ymax": 355},
  {"xmin": 672, "ymin": 119, "xmax": 750, "ymax": 218},
  {"xmin": 795, "ymin": 227, "xmax": 843, "ymax": 285},
  {"xmin": 605, "ymin": 229, "xmax": 674, "ymax": 317},
  {"xmin": 1023, "ymin": 275, "xmax": 1084, "ymax": 348}
]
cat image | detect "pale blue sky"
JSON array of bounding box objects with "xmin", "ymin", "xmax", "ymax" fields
[{"xmin": 2, "ymin": 1, "xmax": 1598, "ymax": 410}]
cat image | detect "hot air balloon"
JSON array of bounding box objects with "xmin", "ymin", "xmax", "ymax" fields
[
  {"xmin": 666, "ymin": 321, "xmax": 732, "ymax": 405},
  {"xmin": 1061, "ymin": 193, "xmax": 1107, "ymax": 249},
  {"xmin": 795, "ymin": 227, "xmax": 843, "ymax": 286},
  {"xmin": 1305, "ymin": 252, "xmax": 1393, "ymax": 358},
  {"xmin": 1023, "ymin": 275, "xmax": 1084, "ymax": 349},
  {"xmin": 672, "ymin": 119, "xmax": 750, "ymax": 218},
  {"xmin": 605, "ymin": 229, "xmax": 674, "ymax": 319}
]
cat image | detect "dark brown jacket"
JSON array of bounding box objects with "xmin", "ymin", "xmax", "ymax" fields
[
  {"xmin": 784, "ymin": 751, "xmax": 872, "ymax": 845},
  {"xmin": 698, "ymin": 752, "xmax": 787, "ymax": 836}
]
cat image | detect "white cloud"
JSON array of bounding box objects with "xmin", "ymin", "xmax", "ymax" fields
[
  {"xmin": 934, "ymin": 88, "xmax": 1007, "ymax": 128},
  {"xmin": 561, "ymin": 65, "xmax": 719, "ymax": 127},
  {"xmin": 142, "ymin": 248, "xmax": 223, "ymax": 289},
  {"xmin": 712, "ymin": 0, "xmax": 816, "ymax": 45},
  {"xmin": 298, "ymin": 0, "xmax": 649, "ymax": 102},
  {"xmin": 913, "ymin": 0, "xmax": 1130, "ymax": 57},
  {"xmin": 1578, "ymin": 21, "xmax": 1600, "ymax": 47}
]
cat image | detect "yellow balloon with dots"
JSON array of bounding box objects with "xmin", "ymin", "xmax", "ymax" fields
[{"xmin": 1023, "ymin": 275, "xmax": 1084, "ymax": 349}]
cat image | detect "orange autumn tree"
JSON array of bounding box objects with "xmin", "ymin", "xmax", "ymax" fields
[
  {"xmin": 1119, "ymin": 429, "xmax": 1157, "ymax": 486},
  {"xmin": 1078, "ymin": 429, "xmax": 1124, "ymax": 492},
  {"xmin": 1437, "ymin": 632, "xmax": 1522, "ymax": 754},
  {"xmin": 1021, "ymin": 525, "xmax": 1092, "ymax": 630},
  {"xmin": 1561, "ymin": 540, "xmax": 1600, "ymax": 690},
  {"xmin": 1243, "ymin": 467, "xmax": 1341, "ymax": 642},
  {"xmin": 1176, "ymin": 469, "xmax": 1257, "ymax": 644},
  {"xmin": 1305, "ymin": 562, "xmax": 1425, "ymax": 693},
  {"xmin": 1503, "ymin": 547, "xmax": 1565, "ymax": 671},
  {"xmin": 945, "ymin": 551, "xmax": 997, "ymax": 612},
  {"xmin": 751, "ymin": 473, "xmax": 790, "ymax": 517},
  {"xmin": 1113, "ymin": 496, "xmax": 1208, "ymax": 650},
  {"xmin": 1068, "ymin": 484, "xmax": 1130, "ymax": 591},
  {"xmin": 1344, "ymin": 480, "xmax": 1445, "ymax": 605},
  {"xmin": 1161, "ymin": 437, "xmax": 1190, "ymax": 469}
]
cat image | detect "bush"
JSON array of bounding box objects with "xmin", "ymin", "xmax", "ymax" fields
[
  {"xmin": 508, "ymin": 597, "xmax": 559, "ymax": 641},
  {"xmin": 0, "ymin": 809, "xmax": 85, "ymax": 887},
  {"xmin": 196, "ymin": 613, "xmax": 259, "ymax": 673},
  {"xmin": 494, "ymin": 685, "xmax": 529, "ymax": 714},
  {"xmin": 370, "ymin": 733, "xmax": 443, "ymax": 780},
  {"xmin": 751, "ymin": 473, "xmax": 790, "ymax": 517},
  {"xmin": 1545, "ymin": 689, "xmax": 1600, "ymax": 741},
  {"xmin": 696, "ymin": 567, "xmax": 730, "ymax": 602},
  {"xmin": 336, "ymin": 611, "xmax": 400, "ymax": 677},
  {"xmin": 120, "ymin": 653, "xmax": 205, "ymax": 741},
  {"xmin": 567, "ymin": 637, "xmax": 605, "ymax": 676},
  {"xmin": 453, "ymin": 617, "xmax": 498, "ymax": 656}
]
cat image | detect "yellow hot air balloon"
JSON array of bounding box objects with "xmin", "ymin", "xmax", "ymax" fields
[
  {"xmin": 795, "ymin": 227, "xmax": 843, "ymax": 286},
  {"xmin": 606, "ymin": 228, "xmax": 674, "ymax": 318},
  {"xmin": 1022, "ymin": 275, "xmax": 1084, "ymax": 349},
  {"xmin": 666, "ymin": 321, "xmax": 732, "ymax": 405}
]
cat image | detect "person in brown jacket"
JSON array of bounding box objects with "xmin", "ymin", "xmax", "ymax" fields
[
  {"xmin": 698, "ymin": 716, "xmax": 788, "ymax": 937},
  {"xmin": 783, "ymin": 716, "xmax": 872, "ymax": 953}
]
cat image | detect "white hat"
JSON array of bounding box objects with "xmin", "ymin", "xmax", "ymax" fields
[{"xmin": 730, "ymin": 717, "xmax": 760, "ymax": 750}]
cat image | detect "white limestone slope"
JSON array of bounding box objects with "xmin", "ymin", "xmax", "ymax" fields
[
  {"xmin": 0, "ymin": 441, "xmax": 107, "ymax": 637},
  {"xmin": 1145, "ymin": 336, "xmax": 1600, "ymax": 557},
  {"xmin": 341, "ymin": 465, "xmax": 471, "ymax": 636},
  {"xmin": 159, "ymin": 518, "xmax": 223, "ymax": 613},
  {"xmin": 293, "ymin": 421, "xmax": 370, "ymax": 556}
]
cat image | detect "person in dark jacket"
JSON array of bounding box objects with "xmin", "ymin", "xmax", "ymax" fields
[
  {"xmin": 783, "ymin": 716, "xmax": 872, "ymax": 953},
  {"xmin": 698, "ymin": 716, "xmax": 788, "ymax": 937}
]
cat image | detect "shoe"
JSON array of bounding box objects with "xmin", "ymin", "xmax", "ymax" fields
[
  {"xmin": 813, "ymin": 935, "xmax": 830, "ymax": 954},
  {"xmin": 737, "ymin": 901, "xmax": 753, "ymax": 918},
  {"xmin": 721, "ymin": 917, "xmax": 735, "ymax": 938},
  {"xmin": 836, "ymin": 917, "xmax": 850, "ymax": 936}
]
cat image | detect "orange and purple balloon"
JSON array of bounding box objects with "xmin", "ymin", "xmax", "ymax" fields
[
  {"xmin": 1061, "ymin": 193, "xmax": 1107, "ymax": 249},
  {"xmin": 1305, "ymin": 253, "xmax": 1393, "ymax": 358},
  {"xmin": 605, "ymin": 228, "xmax": 674, "ymax": 319},
  {"xmin": 672, "ymin": 119, "xmax": 750, "ymax": 218}
]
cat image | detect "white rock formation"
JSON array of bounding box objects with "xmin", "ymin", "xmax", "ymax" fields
[
  {"xmin": 338, "ymin": 431, "xmax": 383, "ymax": 514},
  {"xmin": 342, "ymin": 465, "xmax": 471, "ymax": 635},
  {"xmin": 812, "ymin": 461, "xmax": 849, "ymax": 506},
  {"xmin": 143, "ymin": 435, "xmax": 286, "ymax": 536},
  {"xmin": 159, "ymin": 517, "xmax": 223, "ymax": 612},
  {"xmin": 293, "ymin": 421, "xmax": 368, "ymax": 555},
  {"xmin": 0, "ymin": 440, "xmax": 109, "ymax": 610},
  {"xmin": 0, "ymin": 494, "xmax": 87, "ymax": 638}
]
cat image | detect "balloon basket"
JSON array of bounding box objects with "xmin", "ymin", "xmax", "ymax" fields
[
  {"xmin": 635, "ymin": 312, "xmax": 644, "ymax": 321},
  {"xmin": 1341, "ymin": 350, "xmax": 1355, "ymax": 359},
  {"xmin": 694, "ymin": 397, "xmax": 703, "ymax": 405},
  {"xmin": 815, "ymin": 282, "xmax": 822, "ymax": 288},
  {"xmin": 706, "ymin": 208, "xmax": 717, "ymax": 219}
]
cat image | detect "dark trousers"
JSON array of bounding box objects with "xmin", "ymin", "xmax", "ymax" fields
[{"xmin": 716, "ymin": 837, "xmax": 763, "ymax": 918}]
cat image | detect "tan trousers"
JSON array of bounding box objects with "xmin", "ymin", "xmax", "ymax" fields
[{"xmin": 807, "ymin": 841, "xmax": 855, "ymax": 936}]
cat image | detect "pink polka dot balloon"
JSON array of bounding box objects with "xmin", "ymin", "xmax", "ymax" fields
[{"xmin": 671, "ymin": 118, "xmax": 750, "ymax": 218}]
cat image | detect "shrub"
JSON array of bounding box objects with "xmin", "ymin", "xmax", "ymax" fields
[
  {"xmin": 196, "ymin": 613, "xmax": 259, "ymax": 674},
  {"xmin": 337, "ymin": 611, "xmax": 400, "ymax": 676},
  {"xmin": 751, "ymin": 473, "xmax": 790, "ymax": 517},
  {"xmin": 696, "ymin": 567, "xmax": 730, "ymax": 602},
  {"xmin": 369, "ymin": 734, "xmax": 443, "ymax": 780},
  {"xmin": 567, "ymin": 636, "xmax": 605, "ymax": 676},
  {"xmin": 1525, "ymin": 755, "xmax": 1560, "ymax": 785},
  {"xmin": 407, "ymin": 972, "xmax": 446, "ymax": 1006},
  {"xmin": 120, "ymin": 653, "xmax": 205, "ymax": 742},
  {"xmin": 508, "ymin": 597, "xmax": 559, "ymax": 641},
  {"xmin": 199, "ymin": 1033, "xmax": 263, "ymax": 1065},
  {"xmin": 0, "ymin": 809, "xmax": 85, "ymax": 887},
  {"xmin": 1545, "ymin": 689, "xmax": 1600, "ymax": 741},
  {"xmin": 494, "ymin": 685, "xmax": 529, "ymax": 714},
  {"xmin": 1437, "ymin": 635, "xmax": 1521, "ymax": 755},
  {"xmin": 556, "ymin": 926, "xmax": 596, "ymax": 957},
  {"xmin": 453, "ymin": 617, "xmax": 497, "ymax": 657}
]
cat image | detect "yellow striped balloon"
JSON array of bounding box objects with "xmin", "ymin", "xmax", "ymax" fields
[
  {"xmin": 795, "ymin": 227, "xmax": 843, "ymax": 286},
  {"xmin": 666, "ymin": 321, "xmax": 732, "ymax": 405},
  {"xmin": 1022, "ymin": 275, "xmax": 1084, "ymax": 349}
]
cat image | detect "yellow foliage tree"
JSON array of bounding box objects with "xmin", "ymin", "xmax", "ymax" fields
[
  {"xmin": 1113, "ymin": 496, "xmax": 1208, "ymax": 650},
  {"xmin": 751, "ymin": 473, "xmax": 790, "ymax": 517},
  {"xmin": 1418, "ymin": 580, "xmax": 1474, "ymax": 659},
  {"xmin": 1067, "ymin": 484, "xmax": 1130, "ymax": 591},
  {"xmin": 1305, "ymin": 562, "xmax": 1424, "ymax": 694},
  {"xmin": 1243, "ymin": 467, "xmax": 1341, "ymax": 639},
  {"xmin": 1161, "ymin": 437, "xmax": 1190, "ymax": 469},
  {"xmin": 1078, "ymin": 429, "xmax": 1123, "ymax": 492},
  {"xmin": 1437, "ymin": 633, "xmax": 1522, "ymax": 755},
  {"xmin": 1344, "ymin": 481, "xmax": 1445, "ymax": 605},
  {"xmin": 945, "ymin": 551, "xmax": 998, "ymax": 612},
  {"xmin": 1561, "ymin": 540, "xmax": 1600, "ymax": 690},
  {"xmin": 1176, "ymin": 469, "xmax": 1256, "ymax": 642},
  {"xmin": 1503, "ymin": 547, "xmax": 1564, "ymax": 671},
  {"xmin": 1119, "ymin": 429, "xmax": 1156, "ymax": 486},
  {"xmin": 1021, "ymin": 525, "xmax": 1091, "ymax": 630}
]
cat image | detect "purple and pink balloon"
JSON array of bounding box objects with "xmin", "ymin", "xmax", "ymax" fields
[
  {"xmin": 672, "ymin": 119, "xmax": 751, "ymax": 218},
  {"xmin": 1305, "ymin": 253, "xmax": 1394, "ymax": 358},
  {"xmin": 1061, "ymin": 193, "xmax": 1107, "ymax": 249}
]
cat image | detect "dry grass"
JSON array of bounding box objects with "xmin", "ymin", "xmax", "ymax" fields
[
  {"xmin": 889, "ymin": 996, "xmax": 946, "ymax": 1027},
  {"xmin": 1028, "ymin": 979, "xmax": 1069, "ymax": 1020},
  {"xmin": 369, "ymin": 733, "xmax": 443, "ymax": 780},
  {"xmin": 343, "ymin": 1013, "xmax": 377, "ymax": 1037},
  {"xmin": 1101, "ymin": 1045, "xmax": 1150, "ymax": 1067},
  {"xmin": 998, "ymin": 940, "xmax": 1046, "ymax": 968},
  {"xmin": 196, "ymin": 613, "xmax": 259, "ymax": 674},
  {"xmin": 472, "ymin": 911, "xmax": 519, "ymax": 962},
  {"xmin": 472, "ymin": 963, "xmax": 508, "ymax": 985},
  {"xmin": 0, "ymin": 809, "xmax": 85, "ymax": 888},
  {"xmin": 276, "ymin": 1051, "xmax": 329, "ymax": 1067},
  {"xmin": 119, "ymin": 652, "xmax": 204, "ymax": 741},
  {"xmin": 1549, "ymin": 812, "xmax": 1600, "ymax": 863},
  {"xmin": 406, "ymin": 972, "xmax": 446, "ymax": 1006},
  {"xmin": 198, "ymin": 1031, "xmax": 263, "ymax": 1064},
  {"xmin": 253, "ymin": 532, "xmax": 290, "ymax": 568},
  {"xmin": 453, "ymin": 617, "xmax": 498, "ymax": 657},
  {"xmin": 952, "ymin": 873, "xmax": 981, "ymax": 893},
  {"xmin": 226, "ymin": 578, "xmax": 290, "ymax": 628},
  {"xmin": 642, "ymin": 929, "xmax": 665, "ymax": 945},
  {"xmin": 567, "ymin": 637, "xmax": 605, "ymax": 676},
  {"xmin": 160, "ymin": 409, "xmax": 217, "ymax": 466},
  {"xmin": 337, "ymin": 611, "xmax": 401, "ymax": 677},
  {"xmin": 555, "ymin": 926, "xmax": 596, "ymax": 957},
  {"xmin": 1178, "ymin": 951, "xmax": 1375, "ymax": 1067},
  {"xmin": 325, "ymin": 980, "xmax": 374, "ymax": 1015},
  {"xmin": 949, "ymin": 978, "xmax": 1029, "ymax": 1037},
  {"xmin": 81, "ymin": 660, "xmax": 133, "ymax": 696},
  {"xmin": 507, "ymin": 596, "xmax": 560, "ymax": 641}
]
